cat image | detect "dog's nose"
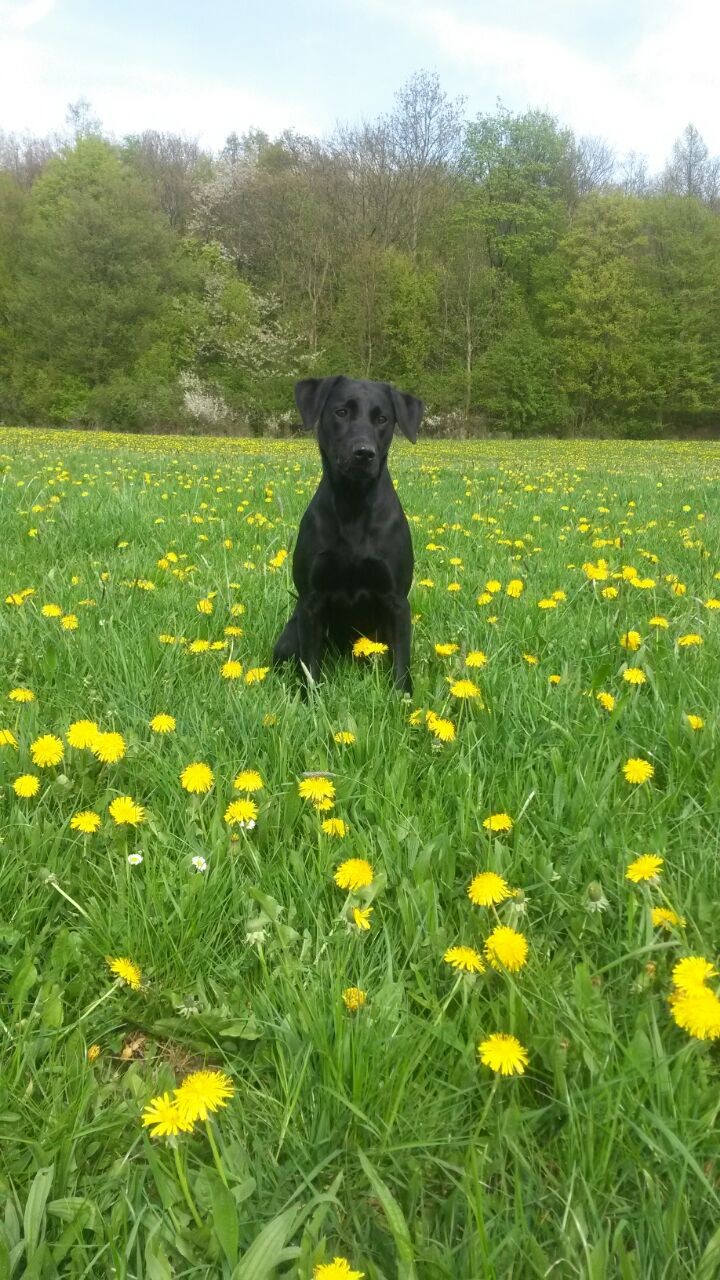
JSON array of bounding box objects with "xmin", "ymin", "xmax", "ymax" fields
[{"xmin": 353, "ymin": 445, "xmax": 376, "ymax": 461}]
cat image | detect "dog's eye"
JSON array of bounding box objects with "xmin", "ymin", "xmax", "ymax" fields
[
  {"xmin": 335, "ymin": 407, "xmax": 348, "ymax": 418},
  {"xmin": 377, "ymin": 414, "xmax": 388, "ymax": 425}
]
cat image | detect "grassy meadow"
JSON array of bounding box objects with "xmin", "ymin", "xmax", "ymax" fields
[{"xmin": 2, "ymin": 427, "xmax": 720, "ymax": 1279}]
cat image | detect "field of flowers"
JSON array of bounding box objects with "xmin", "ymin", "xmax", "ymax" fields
[{"xmin": 2, "ymin": 426, "xmax": 720, "ymax": 1279}]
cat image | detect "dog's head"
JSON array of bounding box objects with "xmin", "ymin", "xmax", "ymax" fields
[{"xmin": 294, "ymin": 376, "xmax": 423, "ymax": 485}]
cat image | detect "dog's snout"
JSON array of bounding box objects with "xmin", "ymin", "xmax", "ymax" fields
[{"xmin": 353, "ymin": 444, "xmax": 376, "ymax": 461}]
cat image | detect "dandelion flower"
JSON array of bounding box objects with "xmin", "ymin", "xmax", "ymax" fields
[
  {"xmin": 342, "ymin": 987, "xmax": 366, "ymax": 1012},
  {"xmin": 434, "ymin": 643, "xmax": 459, "ymax": 657},
  {"xmin": 180, "ymin": 762, "xmax": 214, "ymax": 794},
  {"xmin": 678, "ymin": 634, "xmax": 703, "ymax": 647},
  {"xmin": 622, "ymin": 667, "xmax": 647, "ymax": 686},
  {"xmin": 444, "ymin": 945, "xmax": 485, "ymax": 973},
  {"xmin": 466, "ymin": 651, "xmax": 487, "ymax": 667},
  {"xmin": 322, "ymin": 818, "xmax": 348, "ymax": 837},
  {"xmin": 478, "ymin": 1032, "xmax": 529, "ymax": 1076},
  {"xmin": 626, "ymin": 854, "xmax": 663, "ymax": 883},
  {"xmin": 669, "ymin": 986, "xmax": 720, "ymax": 1040},
  {"xmin": 313, "ymin": 1259, "xmax": 364, "ymax": 1280},
  {"xmin": 428, "ymin": 715, "xmax": 456, "ymax": 743},
  {"xmin": 87, "ymin": 1044, "xmax": 101, "ymax": 1062},
  {"xmin": 224, "ymin": 797, "xmax": 258, "ymax": 827},
  {"xmin": 221, "ymin": 660, "xmax": 243, "ymax": 680},
  {"xmin": 13, "ymin": 773, "xmax": 39, "ymax": 797},
  {"xmin": 468, "ymin": 871, "xmax": 513, "ymax": 907},
  {"xmin": 484, "ymin": 925, "xmax": 528, "ymax": 973},
  {"xmin": 174, "ymin": 1069, "xmax": 235, "ymax": 1123},
  {"xmin": 620, "ymin": 631, "xmax": 642, "ymax": 651},
  {"xmin": 61, "ymin": 614, "xmax": 78, "ymax": 630},
  {"xmin": 233, "ymin": 769, "xmax": 263, "ymax": 792},
  {"xmin": 30, "ymin": 734, "xmax": 64, "ymax": 768},
  {"xmin": 352, "ymin": 637, "xmax": 388, "ymax": 658},
  {"xmin": 449, "ymin": 679, "xmax": 482, "ymax": 700},
  {"xmin": 334, "ymin": 858, "xmax": 373, "ymax": 891},
  {"xmin": 70, "ymin": 810, "xmax": 101, "ymax": 834},
  {"xmin": 8, "ymin": 688, "xmax": 34, "ymax": 703},
  {"xmin": 672, "ymin": 956, "xmax": 717, "ymax": 991},
  {"xmin": 651, "ymin": 907, "xmax": 685, "ymax": 929},
  {"xmin": 298, "ymin": 777, "xmax": 336, "ymax": 805},
  {"xmin": 506, "ymin": 579, "xmax": 524, "ymax": 598},
  {"xmin": 245, "ymin": 666, "xmax": 270, "ymax": 684},
  {"xmin": 483, "ymin": 812, "xmax": 514, "ymax": 834},
  {"xmin": 334, "ymin": 731, "xmax": 356, "ymax": 744},
  {"xmin": 622, "ymin": 757, "xmax": 654, "ymax": 785},
  {"xmin": 649, "ymin": 616, "xmax": 669, "ymax": 628},
  {"xmin": 106, "ymin": 956, "xmax": 142, "ymax": 989},
  {"xmin": 67, "ymin": 719, "xmax": 99, "ymax": 749},
  {"xmin": 142, "ymin": 1092, "xmax": 194, "ymax": 1138},
  {"xmin": 92, "ymin": 731, "xmax": 126, "ymax": 764},
  {"xmin": 150, "ymin": 713, "xmax": 176, "ymax": 734},
  {"xmin": 109, "ymin": 796, "xmax": 146, "ymax": 825},
  {"xmin": 42, "ymin": 603, "xmax": 62, "ymax": 618},
  {"xmin": 0, "ymin": 728, "xmax": 19, "ymax": 749},
  {"xmin": 596, "ymin": 692, "xmax": 616, "ymax": 712},
  {"xmin": 352, "ymin": 906, "xmax": 373, "ymax": 931}
]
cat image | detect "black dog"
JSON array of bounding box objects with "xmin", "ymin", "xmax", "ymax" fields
[{"xmin": 273, "ymin": 376, "xmax": 423, "ymax": 694}]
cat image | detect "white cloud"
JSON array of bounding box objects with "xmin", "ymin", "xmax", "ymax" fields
[
  {"xmin": 0, "ymin": 0, "xmax": 55, "ymax": 30},
  {"xmin": 376, "ymin": 0, "xmax": 720, "ymax": 166}
]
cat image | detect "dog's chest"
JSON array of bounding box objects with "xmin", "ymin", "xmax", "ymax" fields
[{"xmin": 313, "ymin": 549, "xmax": 393, "ymax": 600}]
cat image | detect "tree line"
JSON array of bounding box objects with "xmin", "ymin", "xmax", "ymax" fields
[{"xmin": 1, "ymin": 77, "xmax": 720, "ymax": 437}]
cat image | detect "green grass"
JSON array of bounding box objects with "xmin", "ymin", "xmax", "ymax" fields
[{"xmin": 2, "ymin": 428, "xmax": 720, "ymax": 1279}]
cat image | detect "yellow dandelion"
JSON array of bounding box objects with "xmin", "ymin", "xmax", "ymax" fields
[
  {"xmin": 108, "ymin": 796, "xmax": 146, "ymax": 825},
  {"xmin": 92, "ymin": 731, "xmax": 126, "ymax": 764},
  {"xmin": 150, "ymin": 713, "xmax": 176, "ymax": 733},
  {"xmin": 61, "ymin": 614, "xmax": 78, "ymax": 630},
  {"xmin": 106, "ymin": 955, "xmax": 142, "ymax": 989},
  {"xmin": 298, "ymin": 776, "xmax": 336, "ymax": 804},
  {"xmin": 669, "ymin": 986, "xmax": 720, "ymax": 1040},
  {"xmin": 620, "ymin": 631, "xmax": 642, "ymax": 651},
  {"xmin": 174, "ymin": 1069, "xmax": 235, "ymax": 1123},
  {"xmin": 224, "ymin": 797, "xmax": 258, "ymax": 826},
  {"xmin": 434, "ymin": 643, "xmax": 459, "ymax": 657},
  {"xmin": 142, "ymin": 1092, "xmax": 194, "ymax": 1138},
  {"xmin": 244, "ymin": 666, "xmax": 269, "ymax": 684},
  {"xmin": 313, "ymin": 1258, "xmax": 364, "ymax": 1280},
  {"xmin": 66, "ymin": 719, "xmax": 100, "ymax": 749},
  {"xmin": 622, "ymin": 667, "xmax": 647, "ymax": 686},
  {"xmin": 651, "ymin": 907, "xmax": 685, "ymax": 929},
  {"xmin": 596, "ymin": 691, "xmax": 616, "ymax": 712},
  {"xmin": 465, "ymin": 650, "xmax": 487, "ymax": 667},
  {"xmin": 622, "ymin": 757, "xmax": 654, "ymax": 785},
  {"xmin": 506, "ymin": 579, "xmax": 524, "ymax": 598},
  {"xmin": 443, "ymin": 945, "xmax": 485, "ymax": 973},
  {"xmin": 0, "ymin": 728, "xmax": 19, "ymax": 749},
  {"xmin": 483, "ymin": 812, "xmax": 514, "ymax": 834},
  {"xmin": 352, "ymin": 637, "xmax": 388, "ymax": 658},
  {"xmin": 180, "ymin": 762, "xmax": 214, "ymax": 794},
  {"xmin": 13, "ymin": 773, "xmax": 40, "ymax": 798},
  {"xmin": 468, "ymin": 871, "xmax": 513, "ymax": 907},
  {"xmin": 8, "ymin": 688, "xmax": 35, "ymax": 703},
  {"xmin": 342, "ymin": 987, "xmax": 366, "ymax": 1012},
  {"xmin": 449, "ymin": 679, "xmax": 482, "ymax": 700},
  {"xmin": 672, "ymin": 956, "xmax": 718, "ymax": 991},
  {"xmin": 626, "ymin": 854, "xmax": 663, "ymax": 883},
  {"xmin": 352, "ymin": 906, "xmax": 373, "ymax": 931},
  {"xmin": 322, "ymin": 817, "xmax": 349, "ymax": 837},
  {"xmin": 30, "ymin": 734, "xmax": 64, "ymax": 768},
  {"xmin": 686, "ymin": 714, "xmax": 704, "ymax": 731},
  {"xmin": 334, "ymin": 858, "xmax": 374, "ymax": 891},
  {"xmin": 233, "ymin": 769, "xmax": 263, "ymax": 792},
  {"xmin": 221, "ymin": 660, "xmax": 243, "ymax": 680},
  {"xmin": 70, "ymin": 810, "xmax": 101, "ymax": 834},
  {"xmin": 484, "ymin": 925, "xmax": 528, "ymax": 973},
  {"xmin": 678, "ymin": 633, "xmax": 703, "ymax": 647},
  {"xmin": 41, "ymin": 603, "xmax": 62, "ymax": 618},
  {"xmin": 333, "ymin": 731, "xmax": 356, "ymax": 744},
  {"xmin": 649, "ymin": 616, "xmax": 669, "ymax": 628},
  {"xmin": 87, "ymin": 1044, "xmax": 101, "ymax": 1062},
  {"xmin": 478, "ymin": 1032, "xmax": 529, "ymax": 1076}
]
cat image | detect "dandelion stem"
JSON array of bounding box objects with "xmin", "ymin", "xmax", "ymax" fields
[
  {"xmin": 205, "ymin": 1120, "xmax": 229, "ymax": 1187},
  {"xmin": 173, "ymin": 1144, "xmax": 203, "ymax": 1228}
]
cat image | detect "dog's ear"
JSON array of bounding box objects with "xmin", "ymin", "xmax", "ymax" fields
[
  {"xmin": 390, "ymin": 386, "xmax": 424, "ymax": 443},
  {"xmin": 294, "ymin": 377, "xmax": 340, "ymax": 430}
]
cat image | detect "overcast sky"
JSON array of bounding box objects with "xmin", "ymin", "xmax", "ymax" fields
[{"xmin": 1, "ymin": 0, "xmax": 718, "ymax": 168}]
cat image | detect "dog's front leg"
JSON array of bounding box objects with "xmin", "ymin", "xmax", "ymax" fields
[
  {"xmin": 297, "ymin": 595, "xmax": 324, "ymax": 684},
  {"xmin": 389, "ymin": 596, "xmax": 413, "ymax": 696}
]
